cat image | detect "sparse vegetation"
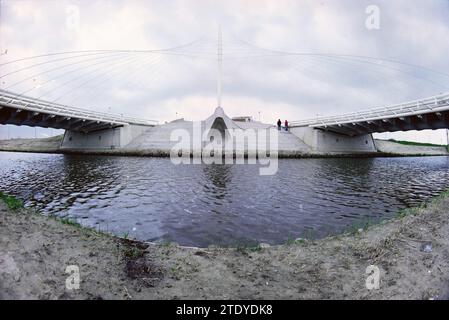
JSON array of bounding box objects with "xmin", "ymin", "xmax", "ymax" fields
[
  {"xmin": 123, "ymin": 246, "xmax": 145, "ymax": 259},
  {"xmin": 396, "ymin": 206, "xmax": 421, "ymax": 219},
  {"xmin": 59, "ymin": 216, "xmax": 82, "ymax": 228},
  {"xmin": 284, "ymin": 236, "xmax": 307, "ymax": 246},
  {"xmin": 2, "ymin": 183, "xmax": 449, "ymax": 299},
  {"xmin": 435, "ymin": 189, "xmax": 449, "ymax": 200},
  {"xmin": 388, "ymin": 139, "xmax": 447, "ymax": 148},
  {"xmin": 346, "ymin": 217, "xmax": 375, "ymax": 235},
  {"xmin": 235, "ymin": 242, "xmax": 262, "ymax": 254},
  {"xmin": 161, "ymin": 239, "xmax": 173, "ymax": 247},
  {"xmin": 284, "ymin": 236, "xmax": 296, "ymax": 246},
  {"xmin": 394, "ymin": 189, "xmax": 449, "ymax": 220},
  {"xmin": 0, "ymin": 192, "xmax": 24, "ymax": 210},
  {"xmin": 248, "ymin": 244, "xmax": 262, "ymax": 252},
  {"xmin": 294, "ymin": 238, "xmax": 307, "ymax": 245}
]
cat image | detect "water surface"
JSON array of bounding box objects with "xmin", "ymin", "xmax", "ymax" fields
[{"xmin": 1, "ymin": 151, "xmax": 448, "ymax": 247}]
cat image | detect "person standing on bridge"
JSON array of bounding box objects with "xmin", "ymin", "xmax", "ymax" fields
[
  {"xmin": 277, "ymin": 119, "xmax": 282, "ymax": 130},
  {"xmin": 284, "ymin": 119, "xmax": 289, "ymax": 131}
]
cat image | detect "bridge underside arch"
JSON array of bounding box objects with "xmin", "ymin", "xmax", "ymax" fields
[
  {"xmin": 315, "ymin": 110, "xmax": 449, "ymax": 136},
  {"xmin": 0, "ymin": 106, "xmax": 122, "ymax": 133},
  {"xmin": 208, "ymin": 117, "xmax": 228, "ymax": 141}
]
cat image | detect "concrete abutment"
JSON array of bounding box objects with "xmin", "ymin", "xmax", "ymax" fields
[
  {"xmin": 60, "ymin": 124, "xmax": 149, "ymax": 150},
  {"xmin": 290, "ymin": 127, "xmax": 377, "ymax": 154}
]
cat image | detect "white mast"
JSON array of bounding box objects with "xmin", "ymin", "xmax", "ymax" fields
[{"xmin": 217, "ymin": 26, "xmax": 222, "ymax": 108}]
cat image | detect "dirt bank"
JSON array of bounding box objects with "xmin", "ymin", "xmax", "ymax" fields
[
  {"xmin": 1, "ymin": 190, "xmax": 449, "ymax": 300},
  {"xmin": 0, "ymin": 136, "xmax": 63, "ymax": 153}
]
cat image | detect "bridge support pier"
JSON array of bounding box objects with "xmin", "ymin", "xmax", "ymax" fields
[
  {"xmin": 290, "ymin": 127, "xmax": 377, "ymax": 154},
  {"xmin": 60, "ymin": 124, "xmax": 149, "ymax": 151}
]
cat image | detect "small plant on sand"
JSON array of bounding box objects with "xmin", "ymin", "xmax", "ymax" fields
[
  {"xmin": 123, "ymin": 246, "xmax": 145, "ymax": 259},
  {"xmin": 284, "ymin": 236, "xmax": 307, "ymax": 246},
  {"xmin": 396, "ymin": 208, "xmax": 409, "ymax": 218},
  {"xmin": 161, "ymin": 239, "xmax": 173, "ymax": 247},
  {"xmin": 284, "ymin": 236, "xmax": 296, "ymax": 246},
  {"xmin": 235, "ymin": 242, "xmax": 261, "ymax": 254},
  {"xmin": 294, "ymin": 238, "xmax": 307, "ymax": 245},
  {"xmin": 59, "ymin": 216, "xmax": 82, "ymax": 228},
  {"xmin": 345, "ymin": 217, "xmax": 374, "ymax": 235},
  {"xmin": 170, "ymin": 265, "xmax": 181, "ymax": 274},
  {"xmin": 304, "ymin": 228, "xmax": 317, "ymax": 241},
  {"xmin": 248, "ymin": 244, "xmax": 262, "ymax": 252},
  {"xmin": 439, "ymin": 189, "xmax": 449, "ymax": 198},
  {"xmin": 0, "ymin": 192, "xmax": 24, "ymax": 211},
  {"xmin": 395, "ymin": 206, "xmax": 422, "ymax": 219}
]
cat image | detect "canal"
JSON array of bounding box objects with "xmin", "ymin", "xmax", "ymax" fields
[{"xmin": 1, "ymin": 151, "xmax": 449, "ymax": 247}]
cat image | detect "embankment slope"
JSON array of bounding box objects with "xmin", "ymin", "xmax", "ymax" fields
[{"xmin": 1, "ymin": 192, "xmax": 449, "ymax": 299}]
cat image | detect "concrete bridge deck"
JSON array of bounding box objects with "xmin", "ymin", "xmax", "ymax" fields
[
  {"xmin": 291, "ymin": 92, "xmax": 449, "ymax": 136},
  {"xmin": 0, "ymin": 89, "xmax": 448, "ymax": 155},
  {"xmin": 0, "ymin": 89, "xmax": 157, "ymax": 133}
]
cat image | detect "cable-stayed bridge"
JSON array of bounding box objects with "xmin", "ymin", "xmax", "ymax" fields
[
  {"xmin": 1, "ymin": 33, "xmax": 448, "ymax": 154},
  {"xmin": 1, "ymin": 87, "xmax": 449, "ymax": 136}
]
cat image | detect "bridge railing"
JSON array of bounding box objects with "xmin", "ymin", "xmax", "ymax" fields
[
  {"xmin": 0, "ymin": 89, "xmax": 158, "ymax": 126},
  {"xmin": 290, "ymin": 92, "xmax": 449, "ymax": 127}
]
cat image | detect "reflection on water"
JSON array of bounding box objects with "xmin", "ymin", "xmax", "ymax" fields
[{"xmin": 1, "ymin": 152, "xmax": 449, "ymax": 247}]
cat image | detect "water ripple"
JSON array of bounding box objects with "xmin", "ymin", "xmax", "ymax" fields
[{"xmin": 1, "ymin": 152, "xmax": 449, "ymax": 247}]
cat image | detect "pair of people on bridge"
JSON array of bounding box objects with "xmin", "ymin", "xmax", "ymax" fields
[{"xmin": 277, "ymin": 119, "xmax": 289, "ymax": 131}]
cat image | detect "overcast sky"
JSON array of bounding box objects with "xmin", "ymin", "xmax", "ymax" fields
[{"xmin": 0, "ymin": 0, "xmax": 448, "ymax": 143}]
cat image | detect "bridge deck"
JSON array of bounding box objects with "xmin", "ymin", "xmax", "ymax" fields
[
  {"xmin": 0, "ymin": 89, "xmax": 157, "ymax": 133},
  {"xmin": 290, "ymin": 92, "xmax": 449, "ymax": 136}
]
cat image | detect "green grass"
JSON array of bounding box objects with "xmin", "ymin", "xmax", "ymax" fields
[
  {"xmin": 123, "ymin": 246, "xmax": 145, "ymax": 259},
  {"xmin": 235, "ymin": 242, "xmax": 262, "ymax": 253},
  {"xmin": 284, "ymin": 236, "xmax": 296, "ymax": 246},
  {"xmin": 343, "ymin": 217, "xmax": 375, "ymax": 235},
  {"xmin": 435, "ymin": 189, "xmax": 449, "ymax": 199},
  {"xmin": 395, "ymin": 188, "xmax": 449, "ymax": 219},
  {"xmin": 284, "ymin": 235, "xmax": 307, "ymax": 246},
  {"xmin": 303, "ymin": 228, "xmax": 317, "ymax": 241},
  {"xmin": 0, "ymin": 192, "xmax": 24, "ymax": 210},
  {"xmin": 160, "ymin": 239, "xmax": 173, "ymax": 247},
  {"xmin": 248, "ymin": 244, "xmax": 262, "ymax": 252},
  {"xmin": 388, "ymin": 139, "xmax": 447, "ymax": 148},
  {"xmin": 0, "ymin": 192, "xmax": 131, "ymax": 241},
  {"xmin": 59, "ymin": 216, "xmax": 82, "ymax": 228},
  {"xmin": 345, "ymin": 191, "xmax": 449, "ymax": 234}
]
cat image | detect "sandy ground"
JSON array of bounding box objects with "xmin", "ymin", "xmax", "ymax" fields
[{"xmin": 1, "ymin": 192, "xmax": 449, "ymax": 300}]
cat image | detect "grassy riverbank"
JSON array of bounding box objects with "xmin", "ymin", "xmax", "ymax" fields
[
  {"xmin": 1, "ymin": 191, "xmax": 449, "ymax": 299},
  {"xmin": 387, "ymin": 139, "xmax": 449, "ymax": 152}
]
